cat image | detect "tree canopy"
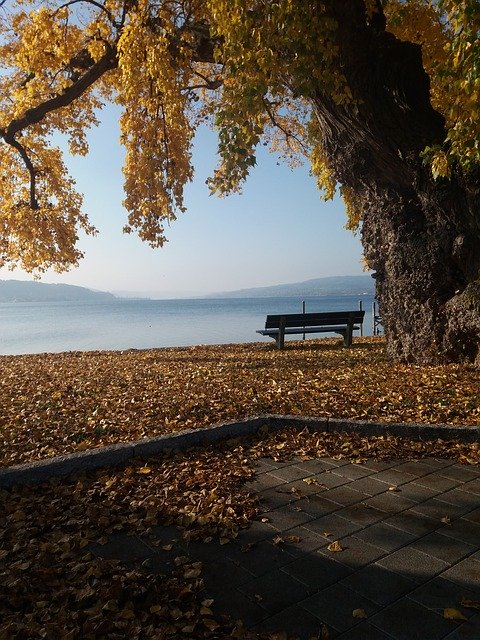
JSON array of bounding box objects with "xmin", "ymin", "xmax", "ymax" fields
[{"xmin": 0, "ymin": 0, "xmax": 478, "ymax": 273}]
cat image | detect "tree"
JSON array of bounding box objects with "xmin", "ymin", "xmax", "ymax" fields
[{"xmin": 0, "ymin": 0, "xmax": 478, "ymax": 363}]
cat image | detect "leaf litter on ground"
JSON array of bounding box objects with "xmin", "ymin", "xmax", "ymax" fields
[
  {"xmin": 1, "ymin": 337, "xmax": 480, "ymax": 468},
  {"xmin": 1, "ymin": 423, "xmax": 479, "ymax": 638},
  {"xmin": 1, "ymin": 337, "xmax": 479, "ymax": 638}
]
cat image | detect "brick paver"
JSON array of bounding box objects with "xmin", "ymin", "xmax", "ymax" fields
[{"xmin": 91, "ymin": 456, "xmax": 480, "ymax": 639}]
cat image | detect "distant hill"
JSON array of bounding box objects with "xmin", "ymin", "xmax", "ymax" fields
[
  {"xmin": 0, "ymin": 279, "xmax": 116, "ymax": 303},
  {"xmin": 211, "ymin": 275, "xmax": 375, "ymax": 298}
]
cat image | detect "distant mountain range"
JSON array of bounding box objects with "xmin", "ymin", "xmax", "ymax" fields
[
  {"xmin": 0, "ymin": 274, "xmax": 375, "ymax": 302},
  {"xmin": 0, "ymin": 279, "xmax": 115, "ymax": 303},
  {"xmin": 211, "ymin": 275, "xmax": 375, "ymax": 298}
]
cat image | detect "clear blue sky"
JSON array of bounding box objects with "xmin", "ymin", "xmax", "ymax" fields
[{"xmin": 0, "ymin": 107, "xmax": 365, "ymax": 298}]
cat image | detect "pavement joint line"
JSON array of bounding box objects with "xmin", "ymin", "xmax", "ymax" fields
[{"xmin": 1, "ymin": 414, "xmax": 479, "ymax": 488}]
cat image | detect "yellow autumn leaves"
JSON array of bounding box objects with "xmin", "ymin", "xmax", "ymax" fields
[
  {"xmin": 0, "ymin": 0, "xmax": 478, "ymax": 272},
  {"xmin": 1, "ymin": 338, "xmax": 480, "ymax": 469}
]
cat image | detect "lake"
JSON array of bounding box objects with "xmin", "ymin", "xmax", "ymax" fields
[{"xmin": 0, "ymin": 295, "xmax": 380, "ymax": 355}]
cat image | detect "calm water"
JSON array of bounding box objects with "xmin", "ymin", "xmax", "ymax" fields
[{"xmin": 0, "ymin": 295, "xmax": 379, "ymax": 355}]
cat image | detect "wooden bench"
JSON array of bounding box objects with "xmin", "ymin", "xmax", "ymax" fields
[{"xmin": 257, "ymin": 310, "xmax": 365, "ymax": 349}]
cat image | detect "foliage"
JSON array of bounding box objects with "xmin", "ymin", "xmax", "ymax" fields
[
  {"xmin": 1, "ymin": 338, "xmax": 480, "ymax": 468},
  {"xmin": 0, "ymin": 0, "xmax": 478, "ymax": 271}
]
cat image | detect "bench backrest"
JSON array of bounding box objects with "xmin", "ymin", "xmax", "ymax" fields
[{"xmin": 264, "ymin": 310, "xmax": 365, "ymax": 329}]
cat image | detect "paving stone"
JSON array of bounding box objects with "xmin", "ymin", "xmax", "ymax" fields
[
  {"xmin": 181, "ymin": 538, "xmax": 227, "ymax": 563},
  {"xmin": 339, "ymin": 565, "xmax": 417, "ymax": 606},
  {"xmin": 436, "ymin": 489, "xmax": 480, "ymax": 512},
  {"xmin": 234, "ymin": 519, "xmax": 279, "ymax": 544},
  {"xmin": 319, "ymin": 485, "xmax": 366, "ymax": 507},
  {"xmin": 413, "ymin": 475, "xmax": 463, "ymax": 492},
  {"xmin": 385, "ymin": 510, "xmax": 440, "ymax": 535},
  {"xmin": 259, "ymin": 505, "xmax": 315, "ymax": 531},
  {"xmin": 347, "ymin": 476, "xmax": 391, "ymax": 496},
  {"xmin": 441, "ymin": 518, "xmax": 480, "ymax": 546},
  {"xmin": 202, "ymin": 557, "xmax": 256, "ymax": 591},
  {"xmin": 88, "ymin": 532, "xmax": 155, "ymax": 562},
  {"xmin": 375, "ymin": 546, "xmax": 449, "ymax": 583},
  {"xmin": 311, "ymin": 470, "xmax": 352, "ymax": 489},
  {"xmin": 396, "ymin": 461, "xmax": 443, "ymax": 477},
  {"xmin": 225, "ymin": 538, "xmax": 296, "ymax": 577},
  {"xmin": 316, "ymin": 535, "xmax": 386, "ymax": 569},
  {"xmin": 408, "ymin": 531, "xmax": 475, "ymax": 564},
  {"xmin": 362, "ymin": 492, "xmax": 417, "ymax": 514},
  {"xmin": 256, "ymin": 486, "xmax": 306, "ymax": 511},
  {"xmin": 253, "ymin": 458, "xmax": 280, "ymax": 474},
  {"xmin": 393, "ymin": 482, "xmax": 441, "ymax": 502},
  {"xmin": 303, "ymin": 512, "xmax": 364, "ymax": 539},
  {"xmin": 359, "ymin": 460, "xmax": 399, "ymax": 472},
  {"xmin": 211, "ymin": 588, "xmax": 269, "ymax": 627},
  {"xmin": 269, "ymin": 465, "xmax": 318, "ymax": 483},
  {"xmin": 292, "ymin": 459, "xmax": 342, "ymax": 474},
  {"xmin": 335, "ymin": 621, "xmax": 396, "ymax": 640},
  {"xmin": 297, "ymin": 493, "xmax": 343, "ymax": 518},
  {"xmin": 352, "ymin": 522, "xmax": 417, "ymax": 552},
  {"xmin": 330, "ymin": 464, "xmax": 375, "ymax": 481},
  {"xmin": 316, "ymin": 457, "xmax": 353, "ymax": 468},
  {"xmin": 301, "ymin": 582, "xmax": 380, "ymax": 634},
  {"xmin": 369, "ymin": 597, "xmax": 457, "ymax": 640},
  {"xmin": 461, "ymin": 479, "xmax": 480, "ymax": 496},
  {"xmin": 256, "ymin": 606, "xmax": 334, "ymax": 639},
  {"xmin": 370, "ymin": 468, "xmax": 418, "ymax": 486},
  {"xmin": 281, "ymin": 552, "xmax": 352, "ymax": 589},
  {"xmin": 437, "ymin": 465, "xmax": 480, "ymax": 483},
  {"xmin": 441, "ymin": 557, "xmax": 480, "ymax": 591},
  {"xmin": 279, "ymin": 478, "xmax": 333, "ymax": 498},
  {"xmin": 442, "ymin": 614, "xmax": 480, "ymax": 639},
  {"xmin": 238, "ymin": 568, "xmax": 310, "ymax": 615},
  {"xmin": 246, "ymin": 473, "xmax": 285, "ymax": 492},
  {"xmin": 463, "ymin": 507, "xmax": 480, "ymax": 524},
  {"xmin": 280, "ymin": 525, "xmax": 330, "ymax": 557},
  {"xmin": 420, "ymin": 459, "xmax": 455, "ymax": 469},
  {"xmin": 410, "ymin": 498, "xmax": 471, "ymax": 522},
  {"xmin": 408, "ymin": 575, "xmax": 480, "ymax": 617},
  {"xmin": 335, "ymin": 503, "xmax": 387, "ymax": 527}
]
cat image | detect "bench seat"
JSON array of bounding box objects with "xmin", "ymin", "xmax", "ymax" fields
[{"xmin": 257, "ymin": 311, "xmax": 365, "ymax": 349}]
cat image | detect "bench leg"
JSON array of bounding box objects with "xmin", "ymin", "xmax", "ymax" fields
[{"xmin": 344, "ymin": 325, "xmax": 353, "ymax": 347}]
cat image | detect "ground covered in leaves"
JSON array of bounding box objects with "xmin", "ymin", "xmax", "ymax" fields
[
  {"xmin": 1, "ymin": 427, "xmax": 479, "ymax": 639},
  {"xmin": 1, "ymin": 337, "xmax": 480, "ymax": 467}
]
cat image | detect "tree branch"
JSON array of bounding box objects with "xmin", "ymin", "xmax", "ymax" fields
[
  {"xmin": 4, "ymin": 137, "xmax": 39, "ymax": 209},
  {"xmin": 3, "ymin": 45, "xmax": 117, "ymax": 139}
]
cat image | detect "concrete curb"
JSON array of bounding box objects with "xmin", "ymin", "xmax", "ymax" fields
[{"xmin": 1, "ymin": 415, "xmax": 479, "ymax": 488}]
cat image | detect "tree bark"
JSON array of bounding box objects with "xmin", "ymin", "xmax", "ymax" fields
[{"xmin": 310, "ymin": 0, "xmax": 480, "ymax": 364}]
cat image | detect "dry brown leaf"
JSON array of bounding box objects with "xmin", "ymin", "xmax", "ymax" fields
[
  {"xmin": 388, "ymin": 485, "xmax": 400, "ymax": 492},
  {"xmin": 352, "ymin": 608, "xmax": 367, "ymax": 619},
  {"xmin": 460, "ymin": 599, "xmax": 480, "ymax": 610},
  {"xmin": 441, "ymin": 516, "xmax": 451, "ymax": 525},
  {"xmin": 444, "ymin": 608, "xmax": 468, "ymax": 621},
  {"xmin": 327, "ymin": 540, "xmax": 343, "ymax": 553}
]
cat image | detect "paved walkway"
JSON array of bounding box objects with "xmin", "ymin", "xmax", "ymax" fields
[{"xmin": 90, "ymin": 456, "xmax": 480, "ymax": 639}]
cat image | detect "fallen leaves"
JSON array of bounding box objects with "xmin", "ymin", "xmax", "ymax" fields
[
  {"xmin": 444, "ymin": 608, "xmax": 468, "ymax": 621},
  {"xmin": 1, "ymin": 338, "xmax": 480, "ymax": 468},
  {"xmin": 1, "ymin": 423, "xmax": 478, "ymax": 639},
  {"xmin": 327, "ymin": 540, "xmax": 343, "ymax": 553}
]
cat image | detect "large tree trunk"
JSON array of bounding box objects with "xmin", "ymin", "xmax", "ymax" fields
[{"xmin": 311, "ymin": 0, "xmax": 480, "ymax": 364}]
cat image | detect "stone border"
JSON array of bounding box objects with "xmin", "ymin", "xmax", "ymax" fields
[{"xmin": 1, "ymin": 415, "xmax": 479, "ymax": 488}]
